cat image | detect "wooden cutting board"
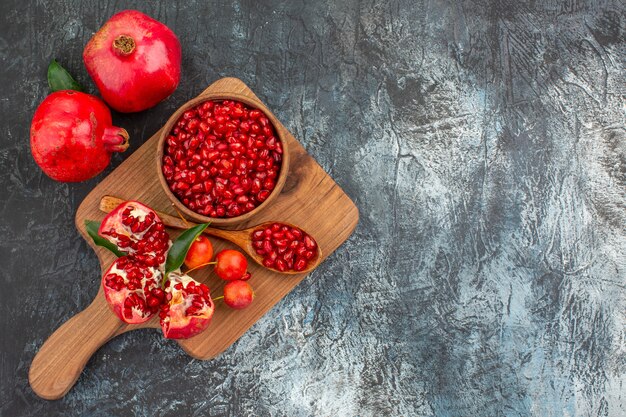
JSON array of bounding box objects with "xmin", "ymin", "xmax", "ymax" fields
[{"xmin": 29, "ymin": 77, "xmax": 359, "ymax": 400}]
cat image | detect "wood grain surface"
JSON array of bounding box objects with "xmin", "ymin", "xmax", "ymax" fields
[{"xmin": 28, "ymin": 77, "xmax": 359, "ymax": 400}]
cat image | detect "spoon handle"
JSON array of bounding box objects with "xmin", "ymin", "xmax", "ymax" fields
[{"xmin": 100, "ymin": 195, "xmax": 190, "ymax": 229}]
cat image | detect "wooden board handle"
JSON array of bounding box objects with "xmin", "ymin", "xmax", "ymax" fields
[{"xmin": 29, "ymin": 295, "xmax": 124, "ymax": 400}]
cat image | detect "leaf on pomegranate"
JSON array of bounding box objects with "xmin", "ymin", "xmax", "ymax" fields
[
  {"xmin": 165, "ymin": 224, "xmax": 209, "ymax": 275},
  {"xmin": 48, "ymin": 59, "xmax": 84, "ymax": 92},
  {"xmin": 84, "ymin": 220, "xmax": 125, "ymax": 257}
]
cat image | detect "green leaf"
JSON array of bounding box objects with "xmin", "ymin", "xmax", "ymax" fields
[
  {"xmin": 85, "ymin": 220, "xmax": 125, "ymax": 257},
  {"xmin": 48, "ymin": 59, "xmax": 83, "ymax": 92},
  {"xmin": 164, "ymin": 223, "xmax": 209, "ymax": 276}
]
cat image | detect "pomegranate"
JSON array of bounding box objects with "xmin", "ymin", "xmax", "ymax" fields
[
  {"xmin": 162, "ymin": 99, "xmax": 283, "ymax": 218},
  {"xmin": 223, "ymin": 280, "xmax": 254, "ymax": 310},
  {"xmin": 184, "ymin": 235, "xmax": 213, "ymax": 269},
  {"xmin": 214, "ymin": 249, "xmax": 248, "ymax": 281},
  {"xmin": 98, "ymin": 201, "xmax": 171, "ymax": 324},
  {"xmin": 159, "ymin": 272, "xmax": 215, "ymax": 339},
  {"xmin": 251, "ymin": 223, "xmax": 318, "ymax": 272},
  {"xmin": 30, "ymin": 90, "xmax": 129, "ymax": 182},
  {"xmin": 101, "ymin": 257, "xmax": 163, "ymax": 323},
  {"xmin": 83, "ymin": 10, "xmax": 181, "ymax": 113},
  {"xmin": 98, "ymin": 200, "xmax": 215, "ymax": 339}
]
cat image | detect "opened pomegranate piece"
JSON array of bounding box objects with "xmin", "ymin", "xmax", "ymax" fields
[
  {"xmin": 98, "ymin": 202, "xmax": 170, "ymax": 267},
  {"xmin": 98, "ymin": 201, "xmax": 171, "ymax": 324},
  {"xmin": 162, "ymin": 99, "xmax": 283, "ymax": 218},
  {"xmin": 97, "ymin": 200, "xmax": 215, "ymax": 339},
  {"xmin": 101, "ymin": 257, "xmax": 163, "ymax": 324},
  {"xmin": 160, "ymin": 272, "xmax": 215, "ymax": 339},
  {"xmin": 251, "ymin": 223, "xmax": 318, "ymax": 272}
]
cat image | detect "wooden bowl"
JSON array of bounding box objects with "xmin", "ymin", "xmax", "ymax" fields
[{"xmin": 156, "ymin": 92, "xmax": 290, "ymax": 226}]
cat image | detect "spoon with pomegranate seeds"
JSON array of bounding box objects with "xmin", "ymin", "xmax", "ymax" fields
[{"xmin": 99, "ymin": 196, "xmax": 322, "ymax": 274}]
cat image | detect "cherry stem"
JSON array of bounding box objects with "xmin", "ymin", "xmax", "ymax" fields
[
  {"xmin": 171, "ymin": 203, "xmax": 190, "ymax": 227},
  {"xmin": 213, "ymin": 296, "xmax": 224, "ymax": 301},
  {"xmin": 186, "ymin": 261, "xmax": 217, "ymax": 274}
]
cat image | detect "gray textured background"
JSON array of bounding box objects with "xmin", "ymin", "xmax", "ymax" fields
[{"xmin": 1, "ymin": 0, "xmax": 625, "ymax": 416}]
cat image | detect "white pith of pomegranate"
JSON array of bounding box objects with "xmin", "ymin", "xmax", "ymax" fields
[
  {"xmin": 98, "ymin": 201, "xmax": 171, "ymax": 324},
  {"xmin": 159, "ymin": 272, "xmax": 214, "ymax": 339}
]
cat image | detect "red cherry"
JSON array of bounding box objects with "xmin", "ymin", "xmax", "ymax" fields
[
  {"xmin": 215, "ymin": 249, "xmax": 248, "ymax": 280},
  {"xmin": 223, "ymin": 280, "xmax": 254, "ymax": 309},
  {"xmin": 184, "ymin": 235, "xmax": 213, "ymax": 269}
]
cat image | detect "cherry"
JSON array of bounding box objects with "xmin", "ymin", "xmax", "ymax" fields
[
  {"xmin": 184, "ymin": 235, "xmax": 214, "ymax": 269},
  {"xmin": 223, "ymin": 280, "xmax": 254, "ymax": 309},
  {"xmin": 214, "ymin": 249, "xmax": 248, "ymax": 280}
]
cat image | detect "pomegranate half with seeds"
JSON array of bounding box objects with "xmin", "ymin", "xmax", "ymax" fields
[
  {"xmin": 101, "ymin": 257, "xmax": 163, "ymax": 323},
  {"xmin": 98, "ymin": 200, "xmax": 215, "ymax": 339},
  {"xmin": 160, "ymin": 272, "xmax": 215, "ymax": 339},
  {"xmin": 158, "ymin": 97, "xmax": 289, "ymax": 224},
  {"xmin": 98, "ymin": 201, "xmax": 171, "ymax": 324}
]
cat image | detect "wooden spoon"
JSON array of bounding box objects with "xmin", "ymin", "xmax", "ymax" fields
[{"xmin": 99, "ymin": 196, "xmax": 322, "ymax": 275}]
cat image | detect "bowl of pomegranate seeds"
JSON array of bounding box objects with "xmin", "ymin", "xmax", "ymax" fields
[{"xmin": 157, "ymin": 93, "xmax": 289, "ymax": 225}]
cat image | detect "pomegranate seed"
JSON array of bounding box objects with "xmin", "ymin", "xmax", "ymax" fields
[
  {"xmin": 276, "ymin": 259, "xmax": 287, "ymax": 272},
  {"xmin": 147, "ymin": 295, "xmax": 161, "ymax": 308},
  {"xmin": 250, "ymin": 224, "xmax": 318, "ymax": 272},
  {"xmin": 162, "ymin": 99, "xmax": 282, "ymax": 218},
  {"xmin": 257, "ymin": 190, "xmax": 270, "ymax": 202},
  {"xmin": 294, "ymin": 257, "xmax": 307, "ymax": 271},
  {"xmin": 304, "ymin": 235, "xmax": 317, "ymax": 250}
]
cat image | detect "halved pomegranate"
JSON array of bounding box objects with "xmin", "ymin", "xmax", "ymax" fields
[
  {"xmin": 101, "ymin": 256, "xmax": 163, "ymax": 323},
  {"xmin": 159, "ymin": 272, "xmax": 215, "ymax": 339},
  {"xmin": 98, "ymin": 200, "xmax": 170, "ymax": 266},
  {"xmin": 98, "ymin": 201, "xmax": 171, "ymax": 324},
  {"xmin": 97, "ymin": 200, "xmax": 215, "ymax": 338}
]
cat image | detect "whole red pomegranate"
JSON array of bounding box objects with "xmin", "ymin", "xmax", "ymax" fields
[
  {"xmin": 83, "ymin": 10, "xmax": 181, "ymax": 113},
  {"xmin": 30, "ymin": 90, "xmax": 129, "ymax": 182}
]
